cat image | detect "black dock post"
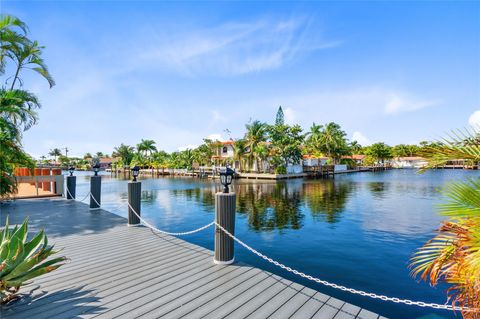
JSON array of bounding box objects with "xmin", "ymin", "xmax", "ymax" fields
[
  {"xmin": 66, "ymin": 175, "xmax": 76, "ymax": 199},
  {"xmin": 128, "ymin": 181, "xmax": 141, "ymax": 226},
  {"xmin": 214, "ymin": 192, "xmax": 236, "ymax": 264},
  {"xmin": 90, "ymin": 175, "xmax": 101, "ymax": 209}
]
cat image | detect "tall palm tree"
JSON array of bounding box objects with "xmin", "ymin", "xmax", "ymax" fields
[
  {"xmin": 113, "ymin": 144, "xmax": 135, "ymax": 167},
  {"xmin": 233, "ymin": 139, "xmax": 247, "ymax": 172},
  {"xmin": 245, "ymin": 120, "xmax": 267, "ymax": 172},
  {"xmin": 6, "ymin": 39, "xmax": 55, "ymax": 89},
  {"xmin": 136, "ymin": 139, "xmax": 157, "ymax": 157},
  {"xmin": 410, "ymin": 129, "xmax": 480, "ymax": 317},
  {"xmin": 48, "ymin": 148, "xmax": 62, "ymax": 163},
  {"xmin": 305, "ymin": 123, "xmax": 323, "ymax": 155},
  {"xmin": 1, "ymin": 15, "xmax": 28, "ymax": 75}
]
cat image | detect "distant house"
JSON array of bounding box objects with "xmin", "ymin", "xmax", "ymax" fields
[
  {"xmin": 391, "ymin": 157, "xmax": 427, "ymax": 169},
  {"xmin": 302, "ymin": 155, "xmax": 328, "ymax": 167},
  {"xmin": 341, "ymin": 154, "xmax": 366, "ymax": 165},
  {"xmin": 99, "ymin": 157, "xmax": 113, "ymax": 169}
]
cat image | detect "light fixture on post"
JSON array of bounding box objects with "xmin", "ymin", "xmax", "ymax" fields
[
  {"xmin": 68, "ymin": 166, "xmax": 75, "ymax": 176},
  {"xmin": 131, "ymin": 165, "xmax": 140, "ymax": 182},
  {"xmin": 93, "ymin": 163, "xmax": 100, "ymax": 176},
  {"xmin": 219, "ymin": 167, "xmax": 234, "ymax": 193}
]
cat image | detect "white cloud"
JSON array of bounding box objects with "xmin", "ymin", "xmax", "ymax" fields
[
  {"xmin": 352, "ymin": 131, "xmax": 371, "ymax": 146},
  {"xmin": 283, "ymin": 107, "xmax": 296, "ymax": 124},
  {"xmin": 138, "ymin": 18, "xmax": 340, "ymax": 76},
  {"xmin": 384, "ymin": 93, "xmax": 438, "ymax": 114},
  {"xmin": 177, "ymin": 144, "xmax": 198, "ymax": 151},
  {"xmin": 468, "ymin": 110, "xmax": 480, "ymax": 127}
]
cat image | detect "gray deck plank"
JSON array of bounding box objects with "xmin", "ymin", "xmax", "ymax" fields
[
  {"xmin": 223, "ymin": 277, "xmax": 294, "ymax": 319},
  {"xmin": 288, "ymin": 292, "xmax": 330, "ymax": 319},
  {"xmin": 182, "ymin": 271, "xmax": 273, "ymax": 318},
  {"xmin": 244, "ymin": 281, "xmax": 304, "ymax": 318},
  {"xmin": 0, "ymin": 198, "xmax": 385, "ymax": 319},
  {"xmin": 265, "ymin": 283, "xmax": 318, "ymax": 319}
]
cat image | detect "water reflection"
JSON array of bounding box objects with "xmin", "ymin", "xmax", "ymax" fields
[
  {"xmin": 236, "ymin": 182, "xmax": 304, "ymax": 231},
  {"xmin": 303, "ymin": 180, "xmax": 352, "ymax": 223}
]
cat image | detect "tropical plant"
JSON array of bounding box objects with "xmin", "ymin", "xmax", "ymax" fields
[
  {"xmin": 136, "ymin": 139, "xmax": 157, "ymax": 158},
  {"xmin": 317, "ymin": 122, "xmax": 350, "ymax": 164},
  {"xmin": 245, "ymin": 120, "xmax": 267, "ymax": 172},
  {"xmin": 48, "ymin": 148, "xmax": 62, "ymax": 163},
  {"xmin": 410, "ymin": 129, "xmax": 480, "ymax": 318},
  {"xmin": 0, "ymin": 217, "xmax": 66, "ymax": 304},
  {"xmin": 113, "ymin": 144, "xmax": 135, "ymax": 167},
  {"xmin": 0, "ymin": 88, "xmax": 40, "ymax": 134},
  {"xmin": 365, "ymin": 142, "xmax": 392, "ymax": 165},
  {"xmin": 0, "ymin": 15, "xmax": 27, "ymax": 75},
  {"xmin": 233, "ymin": 139, "xmax": 248, "ymax": 172},
  {"xmin": 267, "ymin": 123, "xmax": 304, "ymax": 170},
  {"xmin": 6, "ymin": 38, "xmax": 55, "ymax": 90}
]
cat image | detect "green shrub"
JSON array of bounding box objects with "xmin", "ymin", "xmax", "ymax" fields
[
  {"xmin": 0, "ymin": 217, "xmax": 66, "ymax": 304},
  {"xmin": 274, "ymin": 166, "xmax": 287, "ymax": 174}
]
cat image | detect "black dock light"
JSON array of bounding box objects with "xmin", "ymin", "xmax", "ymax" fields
[
  {"xmin": 93, "ymin": 163, "xmax": 100, "ymax": 176},
  {"xmin": 220, "ymin": 167, "xmax": 234, "ymax": 193},
  {"xmin": 131, "ymin": 165, "xmax": 140, "ymax": 182},
  {"xmin": 68, "ymin": 166, "xmax": 75, "ymax": 176}
]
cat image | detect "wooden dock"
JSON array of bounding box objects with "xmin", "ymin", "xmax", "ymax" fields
[{"xmin": 0, "ymin": 198, "xmax": 385, "ymax": 319}]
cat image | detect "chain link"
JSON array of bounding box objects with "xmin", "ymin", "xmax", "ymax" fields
[
  {"xmin": 90, "ymin": 192, "xmax": 101, "ymax": 207},
  {"xmin": 127, "ymin": 201, "xmax": 215, "ymax": 236},
  {"xmin": 214, "ymin": 222, "xmax": 475, "ymax": 312},
  {"xmin": 65, "ymin": 184, "xmax": 90, "ymax": 203}
]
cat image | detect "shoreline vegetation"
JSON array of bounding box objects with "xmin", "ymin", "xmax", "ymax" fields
[{"xmin": 37, "ymin": 107, "xmax": 478, "ymax": 176}]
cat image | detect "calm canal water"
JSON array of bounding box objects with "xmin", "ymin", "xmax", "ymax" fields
[{"xmin": 75, "ymin": 169, "xmax": 479, "ymax": 319}]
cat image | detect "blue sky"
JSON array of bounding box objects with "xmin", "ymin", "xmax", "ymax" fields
[{"xmin": 2, "ymin": 1, "xmax": 479, "ymax": 157}]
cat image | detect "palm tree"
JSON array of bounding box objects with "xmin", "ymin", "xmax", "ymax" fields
[
  {"xmin": 233, "ymin": 139, "xmax": 248, "ymax": 172},
  {"xmin": 0, "ymin": 88, "xmax": 40, "ymax": 135},
  {"xmin": 113, "ymin": 144, "xmax": 135, "ymax": 167},
  {"xmin": 305, "ymin": 123, "xmax": 323, "ymax": 155},
  {"xmin": 6, "ymin": 39, "xmax": 55, "ymax": 89},
  {"xmin": 48, "ymin": 148, "xmax": 62, "ymax": 163},
  {"xmin": 0, "ymin": 15, "xmax": 28, "ymax": 75},
  {"xmin": 245, "ymin": 120, "xmax": 267, "ymax": 172},
  {"xmin": 410, "ymin": 129, "xmax": 480, "ymax": 317},
  {"xmin": 136, "ymin": 139, "xmax": 157, "ymax": 157}
]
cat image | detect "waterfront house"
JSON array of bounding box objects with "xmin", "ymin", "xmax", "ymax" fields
[
  {"xmin": 342, "ymin": 154, "xmax": 366, "ymax": 165},
  {"xmin": 391, "ymin": 156, "xmax": 427, "ymax": 169},
  {"xmin": 303, "ymin": 155, "xmax": 328, "ymax": 167}
]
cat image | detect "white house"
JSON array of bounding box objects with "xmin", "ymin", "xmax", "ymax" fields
[{"xmin": 392, "ymin": 157, "xmax": 427, "ymax": 169}]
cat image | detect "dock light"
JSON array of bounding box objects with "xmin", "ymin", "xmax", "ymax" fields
[
  {"xmin": 68, "ymin": 166, "xmax": 75, "ymax": 176},
  {"xmin": 220, "ymin": 167, "xmax": 234, "ymax": 193},
  {"xmin": 131, "ymin": 165, "xmax": 140, "ymax": 182},
  {"xmin": 93, "ymin": 163, "xmax": 100, "ymax": 176}
]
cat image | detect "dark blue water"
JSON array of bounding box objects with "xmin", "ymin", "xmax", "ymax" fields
[{"xmin": 75, "ymin": 169, "xmax": 479, "ymax": 319}]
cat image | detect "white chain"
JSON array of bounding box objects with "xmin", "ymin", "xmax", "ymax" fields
[
  {"xmin": 90, "ymin": 192, "xmax": 101, "ymax": 207},
  {"xmin": 127, "ymin": 201, "xmax": 215, "ymax": 236},
  {"xmin": 214, "ymin": 222, "xmax": 475, "ymax": 312}
]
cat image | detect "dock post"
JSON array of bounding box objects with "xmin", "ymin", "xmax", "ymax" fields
[
  {"xmin": 66, "ymin": 175, "xmax": 76, "ymax": 199},
  {"xmin": 90, "ymin": 175, "xmax": 101, "ymax": 209},
  {"xmin": 214, "ymin": 192, "xmax": 236, "ymax": 265},
  {"xmin": 128, "ymin": 181, "xmax": 141, "ymax": 226}
]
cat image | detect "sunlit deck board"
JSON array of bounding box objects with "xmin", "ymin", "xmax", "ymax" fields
[{"xmin": 0, "ymin": 198, "xmax": 385, "ymax": 319}]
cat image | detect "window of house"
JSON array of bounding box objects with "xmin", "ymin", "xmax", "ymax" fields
[{"xmin": 222, "ymin": 146, "xmax": 228, "ymax": 153}]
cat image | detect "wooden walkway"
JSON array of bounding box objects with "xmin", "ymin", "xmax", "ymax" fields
[{"xmin": 0, "ymin": 198, "xmax": 386, "ymax": 319}]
